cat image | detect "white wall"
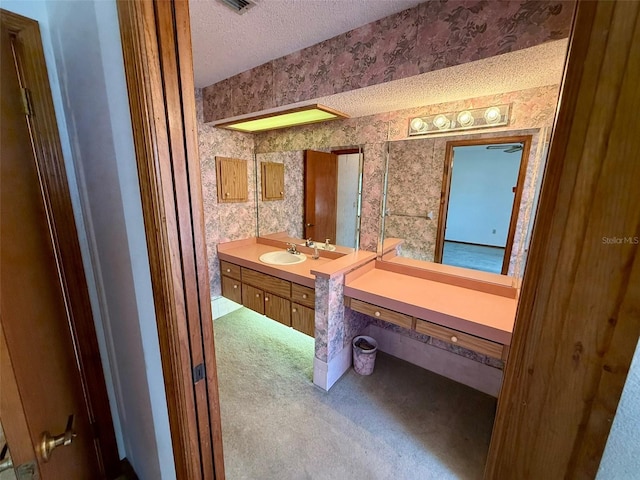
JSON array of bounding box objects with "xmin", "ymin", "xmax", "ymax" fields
[
  {"xmin": 597, "ymin": 338, "xmax": 640, "ymax": 479},
  {"xmin": 2, "ymin": 1, "xmax": 176, "ymax": 478},
  {"xmin": 445, "ymin": 145, "xmax": 521, "ymax": 247}
]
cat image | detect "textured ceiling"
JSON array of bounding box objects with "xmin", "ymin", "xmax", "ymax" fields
[
  {"xmin": 189, "ymin": 0, "xmax": 423, "ymax": 87},
  {"xmin": 211, "ymin": 39, "xmax": 569, "ymax": 124}
]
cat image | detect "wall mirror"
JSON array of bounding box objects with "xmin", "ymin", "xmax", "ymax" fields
[
  {"xmin": 255, "ymin": 146, "xmax": 364, "ymax": 250},
  {"xmin": 380, "ymin": 128, "xmax": 549, "ymax": 281}
]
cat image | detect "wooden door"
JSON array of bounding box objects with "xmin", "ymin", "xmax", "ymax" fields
[
  {"xmin": 304, "ymin": 150, "xmax": 338, "ymax": 243},
  {"xmin": 0, "ymin": 22, "xmax": 101, "ymax": 478}
]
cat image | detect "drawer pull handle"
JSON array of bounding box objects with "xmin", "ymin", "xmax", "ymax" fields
[
  {"xmin": 265, "ymin": 297, "xmax": 269, "ymax": 302},
  {"xmin": 302, "ymin": 294, "xmax": 307, "ymax": 299},
  {"xmin": 233, "ymin": 285, "xmax": 238, "ymax": 289},
  {"xmin": 255, "ymin": 293, "xmax": 260, "ymax": 298},
  {"xmin": 226, "ymin": 268, "xmax": 231, "ymax": 273},
  {"xmin": 451, "ymin": 335, "xmax": 458, "ymax": 343},
  {"xmin": 374, "ymin": 311, "xmax": 381, "ymax": 317},
  {"xmin": 292, "ymin": 308, "xmax": 297, "ymax": 313}
]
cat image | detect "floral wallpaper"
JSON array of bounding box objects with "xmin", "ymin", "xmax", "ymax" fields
[
  {"xmin": 255, "ymin": 151, "xmax": 304, "ymax": 238},
  {"xmin": 203, "ymin": 0, "xmax": 573, "ymax": 122},
  {"xmin": 196, "ymin": 89, "xmax": 256, "ymax": 296}
]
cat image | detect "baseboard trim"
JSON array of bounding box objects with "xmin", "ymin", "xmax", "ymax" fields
[
  {"xmin": 363, "ymin": 324, "xmax": 503, "ymax": 397},
  {"xmin": 313, "ymin": 343, "xmax": 352, "ymax": 391}
]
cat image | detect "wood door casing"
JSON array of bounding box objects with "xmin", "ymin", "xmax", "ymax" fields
[
  {"xmin": 1, "ymin": 20, "xmax": 100, "ymax": 477},
  {"xmin": 304, "ymin": 150, "xmax": 338, "ymax": 244}
]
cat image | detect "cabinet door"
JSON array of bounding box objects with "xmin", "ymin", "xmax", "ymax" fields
[
  {"xmin": 242, "ymin": 283, "xmax": 264, "ymax": 314},
  {"xmin": 291, "ymin": 303, "xmax": 315, "ymax": 337},
  {"xmin": 261, "ymin": 162, "xmax": 284, "ymax": 201},
  {"xmin": 264, "ymin": 293, "xmax": 291, "ymax": 327},
  {"xmin": 221, "ymin": 275, "xmax": 242, "ymax": 304},
  {"xmin": 216, "ymin": 157, "xmax": 248, "ymax": 202}
]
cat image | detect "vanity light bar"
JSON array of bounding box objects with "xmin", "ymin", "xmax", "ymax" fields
[{"xmin": 408, "ymin": 104, "xmax": 511, "ymax": 136}]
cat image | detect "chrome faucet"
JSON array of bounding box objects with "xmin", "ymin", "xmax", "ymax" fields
[
  {"xmin": 305, "ymin": 238, "xmax": 315, "ymax": 247},
  {"xmin": 324, "ymin": 238, "xmax": 331, "ymax": 250},
  {"xmin": 286, "ymin": 243, "xmax": 300, "ymax": 255}
]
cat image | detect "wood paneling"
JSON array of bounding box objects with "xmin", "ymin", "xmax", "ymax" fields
[
  {"xmin": 221, "ymin": 276, "xmax": 242, "ymax": 304},
  {"xmin": 261, "ymin": 162, "xmax": 285, "ymax": 201},
  {"xmin": 415, "ymin": 319, "xmax": 503, "ymax": 359},
  {"xmin": 304, "ymin": 150, "xmax": 338, "ymax": 244},
  {"xmin": 242, "ymin": 284, "xmax": 264, "ymax": 315},
  {"xmin": 291, "ymin": 304, "xmax": 315, "ymax": 337},
  {"xmin": 241, "ymin": 267, "xmax": 291, "ymax": 298},
  {"xmin": 265, "ymin": 294, "xmax": 291, "ymax": 327},
  {"xmin": 486, "ymin": 1, "xmax": 640, "ymax": 477},
  {"xmin": 117, "ymin": 1, "xmax": 223, "ymax": 478},
  {"xmin": 216, "ymin": 157, "xmax": 248, "ymax": 203}
]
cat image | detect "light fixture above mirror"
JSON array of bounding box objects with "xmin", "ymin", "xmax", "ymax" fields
[
  {"xmin": 215, "ymin": 104, "xmax": 349, "ymax": 133},
  {"xmin": 408, "ymin": 104, "xmax": 511, "ymax": 136}
]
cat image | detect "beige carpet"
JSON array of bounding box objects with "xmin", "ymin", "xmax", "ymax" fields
[{"xmin": 214, "ymin": 307, "xmax": 496, "ymax": 480}]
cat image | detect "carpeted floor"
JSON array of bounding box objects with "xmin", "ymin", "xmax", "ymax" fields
[
  {"xmin": 442, "ymin": 241, "xmax": 505, "ymax": 274},
  {"xmin": 214, "ymin": 308, "xmax": 496, "ymax": 480}
]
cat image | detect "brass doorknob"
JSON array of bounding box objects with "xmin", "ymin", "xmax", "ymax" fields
[{"xmin": 40, "ymin": 414, "xmax": 77, "ymax": 462}]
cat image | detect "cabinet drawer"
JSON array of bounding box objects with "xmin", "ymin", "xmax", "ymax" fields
[
  {"xmin": 265, "ymin": 293, "xmax": 291, "ymax": 327},
  {"xmin": 242, "ymin": 283, "xmax": 264, "ymax": 315},
  {"xmin": 220, "ymin": 261, "xmax": 241, "ymax": 280},
  {"xmin": 291, "ymin": 283, "xmax": 315, "ymax": 309},
  {"xmin": 415, "ymin": 319, "xmax": 503, "ymax": 359},
  {"xmin": 291, "ymin": 303, "xmax": 314, "ymax": 337},
  {"xmin": 348, "ymin": 298, "xmax": 413, "ymax": 329},
  {"xmin": 241, "ymin": 267, "xmax": 291, "ymax": 298},
  {"xmin": 221, "ymin": 276, "xmax": 242, "ymax": 304}
]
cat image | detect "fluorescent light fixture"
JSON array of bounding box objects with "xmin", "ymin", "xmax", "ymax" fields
[
  {"xmin": 408, "ymin": 104, "xmax": 511, "ymax": 136},
  {"xmin": 215, "ymin": 104, "xmax": 349, "ymax": 133}
]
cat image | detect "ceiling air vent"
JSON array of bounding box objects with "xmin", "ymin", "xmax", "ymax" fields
[{"xmin": 217, "ymin": 0, "xmax": 256, "ymax": 15}]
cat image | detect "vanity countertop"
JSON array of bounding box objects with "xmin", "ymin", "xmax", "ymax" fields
[
  {"xmin": 218, "ymin": 238, "xmax": 333, "ymax": 288},
  {"xmin": 344, "ymin": 262, "xmax": 517, "ymax": 345}
]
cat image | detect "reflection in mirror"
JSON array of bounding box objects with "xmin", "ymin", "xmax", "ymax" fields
[
  {"xmin": 382, "ymin": 129, "xmax": 549, "ymax": 280},
  {"xmin": 255, "ymin": 147, "xmax": 363, "ymax": 250},
  {"xmin": 435, "ymin": 137, "xmax": 531, "ymax": 275}
]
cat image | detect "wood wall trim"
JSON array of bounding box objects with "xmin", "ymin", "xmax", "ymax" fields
[
  {"xmin": 486, "ymin": 1, "xmax": 640, "ymax": 478},
  {"xmin": 1, "ymin": 9, "xmax": 120, "ymax": 478},
  {"xmin": 116, "ymin": 1, "xmax": 223, "ymax": 478}
]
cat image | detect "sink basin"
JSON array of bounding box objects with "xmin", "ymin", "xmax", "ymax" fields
[
  {"xmin": 312, "ymin": 242, "xmax": 336, "ymax": 252},
  {"xmin": 259, "ymin": 250, "xmax": 307, "ymax": 265}
]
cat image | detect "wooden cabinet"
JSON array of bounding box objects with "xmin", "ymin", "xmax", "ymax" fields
[
  {"xmin": 265, "ymin": 293, "xmax": 291, "ymax": 327},
  {"xmin": 347, "ymin": 298, "xmax": 413, "ymax": 329},
  {"xmin": 261, "ymin": 162, "xmax": 284, "ymax": 201},
  {"xmin": 221, "ymin": 260, "xmax": 314, "ymax": 337},
  {"xmin": 345, "ymin": 296, "xmax": 504, "ymax": 359},
  {"xmin": 216, "ymin": 157, "xmax": 248, "ymax": 203},
  {"xmin": 242, "ymin": 283, "xmax": 264, "ymax": 314},
  {"xmin": 221, "ymin": 275, "xmax": 242, "ymax": 304},
  {"xmin": 291, "ymin": 303, "xmax": 314, "ymax": 337}
]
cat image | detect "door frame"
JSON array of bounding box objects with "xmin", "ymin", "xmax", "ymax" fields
[
  {"xmin": 0, "ymin": 9, "xmax": 120, "ymax": 478},
  {"xmin": 116, "ymin": 0, "xmax": 639, "ymax": 479},
  {"xmin": 433, "ymin": 135, "xmax": 532, "ymax": 275}
]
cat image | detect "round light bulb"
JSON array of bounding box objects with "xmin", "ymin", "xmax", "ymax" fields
[
  {"xmin": 457, "ymin": 110, "xmax": 474, "ymax": 127},
  {"xmin": 410, "ymin": 117, "xmax": 426, "ymax": 131},
  {"xmin": 433, "ymin": 114, "xmax": 448, "ymax": 129},
  {"xmin": 484, "ymin": 107, "xmax": 501, "ymax": 124}
]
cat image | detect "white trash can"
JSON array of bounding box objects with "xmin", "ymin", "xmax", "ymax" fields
[{"xmin": 352, "ymin": 335, "xmax": 378, "ymax": 375}]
